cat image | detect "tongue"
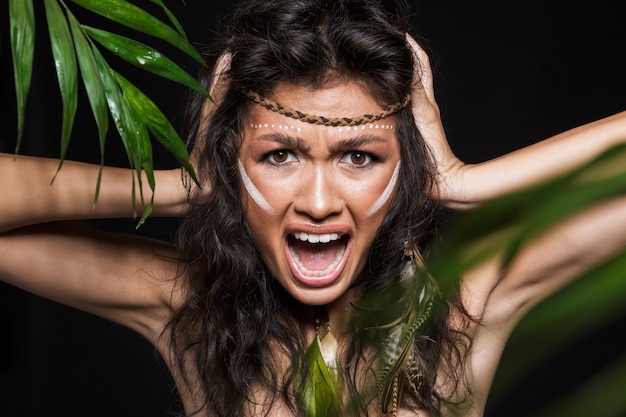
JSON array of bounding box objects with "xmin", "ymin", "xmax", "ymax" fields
[{"xmin": 291, "ymin": 239, "xmax": 342, "ymax": 271}]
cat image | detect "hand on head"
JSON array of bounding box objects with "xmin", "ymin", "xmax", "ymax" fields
[
  {"xmin": 187, "ymin": 51, "xmax": 233, "ymax": 199},
  {"xmin": 407, "ymin": 34, "xmax": 465, "ymax": 205}
]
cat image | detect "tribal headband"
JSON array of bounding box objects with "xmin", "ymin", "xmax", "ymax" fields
[{"xmin": 243, "ymin": 89, "xmax": 411, "ymax": 127}]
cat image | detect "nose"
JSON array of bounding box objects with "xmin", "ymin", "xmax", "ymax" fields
[{"xmin": 293, "ymin": 164, "xmax": 343, "ymax": 220}]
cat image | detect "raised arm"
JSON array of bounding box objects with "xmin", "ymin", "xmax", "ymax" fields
[
  {"xmin": 408, "ymin": 35, "xmax": 626, "ymax": 210},
  {"xmin": 0, "ymin": 153, "xmax": 188, "ymax": 233},
  {"xmin": 0, "ymin": 155, "xmax": 191, "ymax": 339},
  {"xmin": 437, "ymin": 111, "xmax": 626, "ymax": 209},
  {"xmin": 0, "ymin": 46, "xmax": 231, "ymax": 336}
]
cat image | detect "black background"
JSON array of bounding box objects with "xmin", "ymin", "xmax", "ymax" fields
[{"xmin": 1, "ymin": 0, "xmax": 625, "ymax": 416}]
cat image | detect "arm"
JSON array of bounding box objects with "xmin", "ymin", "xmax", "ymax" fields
[
  {"xmin": 0, "ymin": 153, "xmax": 189, "ymax": 233},
  {"xmin": 461, "ymin": 192, "xmax": 626, "ymax": 409},
  {"xmin": 0, "ymin": 50, "xmax": 229, "ymax": 333},
  {"xmin": 441, "ymin": 112, "xmax": 626, "ymax": 209},
  {"xmin": 0, "ymin": 155, "xmax": 190, "ymax": 338},
  {"xmin": 0, "ymin": 46, "xmax": 233, "ymax": 337},
  {"xmin": 408, "ymin": 35, "xmax": 626, "ymax": 210}
]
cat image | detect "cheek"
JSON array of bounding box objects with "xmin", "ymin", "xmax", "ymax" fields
[
  {"xmin": 243, "ymin": 204, "xmax": 283, "ymax": 274},
  {"xmin": 239, "ymin": 160, "xmax": 276, "ymax": 214},
  {"xmin": 342, "ymin": 161, "xmax": 400, "ymax": 219},
  {"xmin": 365, "ymin": 161, "xmax": 400, "ymax": 217}
]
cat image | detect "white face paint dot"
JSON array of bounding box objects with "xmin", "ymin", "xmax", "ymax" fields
[{"xmin": 249, "ymin": 121, "xmax": 394, "ymax": 131}]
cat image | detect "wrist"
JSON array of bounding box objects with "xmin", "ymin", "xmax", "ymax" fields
[{"xmin": 150, "ymin": 168, "xmax": 195, "ymax": 217}]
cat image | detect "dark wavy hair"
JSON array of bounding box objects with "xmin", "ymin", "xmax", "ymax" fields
[{"xmin": 169, "ymin": 0, "xmax": 471, "ymax": 416}]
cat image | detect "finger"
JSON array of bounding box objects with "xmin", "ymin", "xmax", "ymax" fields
[
  {"xmin": 200, "ymin": 51, "xmax": 233, "ymax": 130},
  {"xmin": 406, "ymin": 34, "xmax": 436, "ymax": 106},
  {"xmin": 209, "ymin": 51, "xmax": 232, "ymax": 100},
  {"xmin": 192, "ymin": 51, "xmax": 233, "ymax": 174}
]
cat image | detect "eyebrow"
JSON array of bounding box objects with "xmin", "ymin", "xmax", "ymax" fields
[
  {"xmin": 252, "ymin": 132, "xmax": 391, "ymax": 153},
  {"xmin": 253, "ymin": 133, "xmax": 311, "ymax": 152},
  {"xmin": 328, "ymin": 134, "xmax": 390, "ymax": 153}
]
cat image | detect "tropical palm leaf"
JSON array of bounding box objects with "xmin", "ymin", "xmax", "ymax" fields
[
  {"xmin": 43, "ymin": 0, "xmax": 78, "ymax": 175},
  {"xmin": 427, "ymin": 143, "xmax": 626, "ymax": 416},
  {"xmin": 428, "ymin": 144, "xmax": 626, "ymax": 292},
  {"xmin": 8, "ymin": 0, "xmax": 35, "ymax": 153},
  {"xmin": 82, "ymin": 26, "xmax": 207, "ymax": 95},
  {"xmin": 67, "ymin": 9, "xmax": 108, "ymax": 204},
  {"xmin": 524, "ymin": 351, "xmax": 626, "ymax": 417},
  {"xmin": 9, "ymin": 0, "xmax": 207, "ymax": 220},
  {"xmin": 70, "ymin": 0, "xmax": 204, "ymax": 65}
]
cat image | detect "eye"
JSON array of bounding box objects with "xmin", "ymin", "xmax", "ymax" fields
[
  {"xmin": 341, "ymin": 151, "xmax": 374, "ymax": 167},
  {"xmin": 272, "ymin": 150, "xmax": 288, "ymax": 163},
  {"xmin": 350, "ymin": 151, "xmax": 367, "ymax": 165},
  {"xmin": 265, "ymin": 149, "xmax": 296, "ymax": 165}
]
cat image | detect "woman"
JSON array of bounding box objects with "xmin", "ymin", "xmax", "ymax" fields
[{"xmin": 1, "ymin": 0, "xmax": 625, "ymax": 416}]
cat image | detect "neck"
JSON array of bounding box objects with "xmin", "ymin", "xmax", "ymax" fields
[{"xmin": 309, "ymin": 291, "xmax": 357, "ymax": 337}]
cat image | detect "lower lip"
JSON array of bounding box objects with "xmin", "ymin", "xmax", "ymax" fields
[{"xmin": 285, "ymin": 237, "xmax": 351, "ymax": 288}]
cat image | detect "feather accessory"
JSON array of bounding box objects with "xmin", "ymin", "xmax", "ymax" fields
[
  {"xmin": 299, "ymin": 306, "xmax": 343, "ymax": 417},
  {"xmin": 350, "ymin": 246, "xmax": 439, "ymax": 415}
]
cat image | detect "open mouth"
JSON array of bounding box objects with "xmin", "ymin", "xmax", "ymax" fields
[{"xmin": 286, "ymin": 232, "xmax": 350, "ymax": 286}]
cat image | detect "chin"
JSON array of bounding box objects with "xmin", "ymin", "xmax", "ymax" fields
[{"xmin": 284, "ymin": 276, "xmax": 356, "ymax": 307}]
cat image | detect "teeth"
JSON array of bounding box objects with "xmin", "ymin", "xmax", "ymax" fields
[{"xmin": 293, "ymin": 232, "xmax": 340, "ymax": 244}]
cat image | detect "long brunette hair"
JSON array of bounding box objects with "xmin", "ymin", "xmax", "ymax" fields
[{"xmin": 170, "ymin": 0, "xmax": 471, "ymax": 415}]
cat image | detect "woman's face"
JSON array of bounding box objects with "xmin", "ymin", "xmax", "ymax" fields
[{"xmin": 239, "ymin": 81, "xmax": 401, "ymax": 306}]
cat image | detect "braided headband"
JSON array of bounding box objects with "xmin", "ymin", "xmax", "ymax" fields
[{"xmin": 243, "ymin": 89, "xmax": 411, "ymax": 127}]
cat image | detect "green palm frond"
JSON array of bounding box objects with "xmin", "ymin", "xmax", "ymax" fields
[
  {"xmin": 43, "ymin": 0, "xmax": 78, "ymax": 174},
  {"xmin": 429, "ymin": 143, "xmax": 626, "ymax": 416},
  {"xmin": 9, "ymin": 0, "xmax": 206, "ymax": 221},
  {"xmin": 70, "ymin": 0, "xmax": 204, "ymax": 65},
  {"xmin": 9, "ymin": 0, "xmax": 35, "ymax": 152}
]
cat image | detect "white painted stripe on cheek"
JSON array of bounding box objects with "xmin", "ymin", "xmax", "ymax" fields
[
  {"xmin": 238, "ymin": 160, "xmax": 276, "ymax": 214},
  {"xmin": 366, "ymin": 161, "xmax": 400, "ymax": 217}
]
